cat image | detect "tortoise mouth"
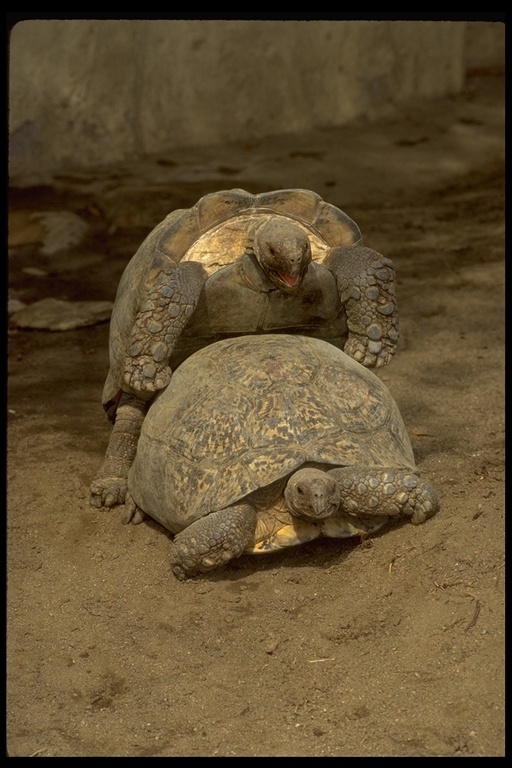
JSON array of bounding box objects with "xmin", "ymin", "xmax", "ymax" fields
[
  {"xmin": 290, "ymin": 500, "xmax": 340, "ymax": 521},
  {"xmin": 269, "ymin": 269, "xmax": 304, "ymax": 290},
  {"xmin": 277, "ymin": 271, "xmax": 301, "ymax": 287}
]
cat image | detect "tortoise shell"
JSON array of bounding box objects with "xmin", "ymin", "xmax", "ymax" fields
[
  {"xmin": 127, "ymin": 334, "xmax": 415, "ymax": 534},
  {"xmin": 103, "ymin": 188, "xmax": 362, "ymax": 411}
]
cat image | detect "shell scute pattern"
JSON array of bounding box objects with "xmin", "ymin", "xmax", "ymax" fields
[
  {"xmin": 311, "ymin": 362, "xmax": 390, "ymax": 433},
  {"xmin": 215, "ymin": 336, "xmax": 317, "ymax": 393},
  {"xmin": 168, "ymin": 383, "xmax": 252, "ymax": 463}
]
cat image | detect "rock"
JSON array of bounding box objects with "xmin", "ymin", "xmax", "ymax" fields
[
  {"xmin": 8, "ymin": 210, "xmax": 89, "ymax": 254},
  {"xmin": 10, "ymin": 298, "xmax": 113, "ymax": 331},
  {"xmin": 8, "ymin": 298, "xmax": 28, "ymax": 315}
]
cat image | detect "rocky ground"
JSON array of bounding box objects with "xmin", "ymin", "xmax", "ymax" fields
[{"xmin": 7, "ymin": 71, "xmax": 505, "ymax": 756}]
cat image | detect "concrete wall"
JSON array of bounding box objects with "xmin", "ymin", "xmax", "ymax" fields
[
  {"xmin": 8, "ymin": 19, "xmax": 504, "ymax": 181},
  {"xmin": 465, "ymin": 20, "xmax": 505, "ymax": 72}
]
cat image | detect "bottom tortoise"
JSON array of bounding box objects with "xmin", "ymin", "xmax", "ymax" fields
[{"xmin": 124, "ymin": 334, "xmax": 439, "ymax": 579}]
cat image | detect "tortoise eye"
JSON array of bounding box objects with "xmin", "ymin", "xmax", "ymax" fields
[{"xmin": 296, "ymin": 485, "xmax": 304, "ymax": 495}]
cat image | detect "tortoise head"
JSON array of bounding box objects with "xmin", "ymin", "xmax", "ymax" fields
[
  {"xmin": 284, "ymin": 467, "xmax": 341, "ymax": 521},
  {"xmin": 251, "ymin": 218, "xmax": 312, "ymax": 292}
]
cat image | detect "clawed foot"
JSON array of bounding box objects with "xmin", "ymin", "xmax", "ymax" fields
[
  {"xmin": 344, "ymin": 337, "xmax": 394, "ymax": 368},
  {"xmin": 122, "ymin": 493, "xmax": 147, "ymax": 525},
  {"xmin": 90, "ymin": 475, "xmax": 128, "ymax": 508},
  {"xmin": 169, "ymin": 504, "xmax": 257, "ymax": 581},
  {"xmin": 407, "ymin": 481, "xmax": 440, "ymax": 525},
  {"xmin": 169, "ymin": 536, "xmax": 234, "ymax": 581},
  {"xmin": 122, "ymin": 355, "xmax": 172, "ymax": 398}
]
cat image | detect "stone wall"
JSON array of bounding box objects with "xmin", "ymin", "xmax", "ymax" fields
[{"xmin": 8, "ymin": 19, "xmax": 504, "ymax": 181}]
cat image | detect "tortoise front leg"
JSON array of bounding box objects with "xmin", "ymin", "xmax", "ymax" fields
[
  {"xmin": 169, "ymin": 504, "xmax": 258, "ymax": 580},
  {"xmin": 327, "ymin": 466, "xmax": 439, "ymax": 525},
  {"xmin": 324, "ymin": 245, "xmax": 399, "ymax": 368},
  {"xmin": 123, "ymin": 260, "xmax": 207, "ymax": 397},
  {"xmin": 90, "ymin": 393, "xmax": 147, "ymax": 509}
]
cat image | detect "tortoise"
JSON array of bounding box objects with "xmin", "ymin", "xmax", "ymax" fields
[
  {"xmin": 122, "ymin": 334, "xmax": 438, "ymax": 580},
  {"xmin": 91, "ymin": 188, "xmax": 399, "ymax": 509}
]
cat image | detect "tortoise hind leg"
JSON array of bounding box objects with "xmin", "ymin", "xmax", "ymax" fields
[
  {"xmin": 170, "ymin": 504, "xmax": 257, "ymax": 580},
  {"xmin": 90, "ymin": 393, "xmax": 147, "ymax": 509},
  {"xmin": 327, "ymin": 466, "xmax": 439, "ymax": 525},
  {"xmin": 122, "ymin": 492, "xmax": 147, "ymax": 526}
]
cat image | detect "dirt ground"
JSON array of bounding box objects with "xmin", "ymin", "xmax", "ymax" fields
[{"xmin": 7, "ymin": 72, "xmax": 505, "ymax": 757}]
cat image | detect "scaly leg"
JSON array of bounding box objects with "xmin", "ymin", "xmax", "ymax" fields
[
  {"xmin": 325, "ymin": 245, "xmax": 399, "ymax": 368},
  {"xmin": 169, "ymin": 504, "xmax": 258, "ymax": 580},
  {"xmin": 122, "ymin": 260, "xmax": 207, "ymax": 396},
  {"xmin": 90, "ymin": 393, "xmax": 147, "ymax": 508},
  {"xmin": 328, "ymin": 465, "xmax": 439, "ymax": 525}
]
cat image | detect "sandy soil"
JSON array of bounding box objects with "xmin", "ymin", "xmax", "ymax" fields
[{"xmin": 7, "ymin": 72, "xmax": 505, "ymax": 757}]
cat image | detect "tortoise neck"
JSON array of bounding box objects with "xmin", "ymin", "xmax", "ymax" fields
[{"xmin": 237, "ymin": 252, "xmax": 276, "ymax": 293}]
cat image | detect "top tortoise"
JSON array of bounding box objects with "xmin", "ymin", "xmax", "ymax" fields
[{"xmin": 91, "ymin": 188, "xmax": 399, "ymax": 509}]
